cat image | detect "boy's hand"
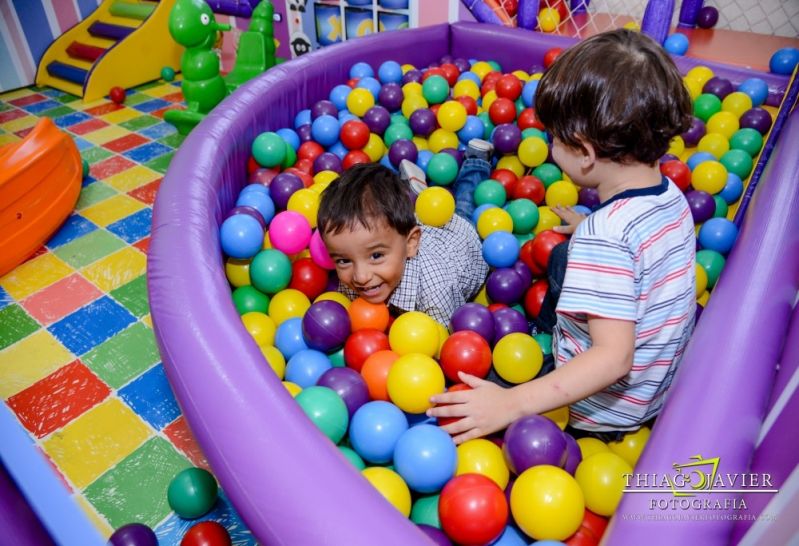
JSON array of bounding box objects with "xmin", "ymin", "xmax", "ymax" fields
[
  {"xmin": 427, "ymin": 372, "xmax": 519, "ymax": 445},
  {"xmin": 552, "ymin": 205, "xmax": 586, "ymax": 235}
]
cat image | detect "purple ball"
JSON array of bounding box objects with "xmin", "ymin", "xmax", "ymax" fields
[
  {"xmin": 269, "ymin": 172, "xmax": 304, "ymax": 209},
  {"xmin": 685, "ymin": 190, "xmax": 716, "ymax": 223},
  {"xmin": 702, "ymin": 77, "xmax": 733, "ymax": 100},
  {"xmin": 696, "ymin": 5, "xmax": 719, "ymax": 28},
  {"xmin": 439, "ymin": 54, "xmax": 454, "ymax": 64},
  {"xmin": 512, "ymin": 260, "xmax": 532, "ymax": 287},
  {"xmin": 296, "ymin": 123, "xmax": 313, "ymax": 142},
  {"xmin": 409, "ymin": 108, "xmax": 438, "ymax": 137},
  {"xmin": 681, "ymin": 116, "xmax": 707, "ymax": 147},
  {"xmin": 578, "ymin": 187, "xmax": 600, "ymax": 209},
  {"xmin": 563, "ymin": 432, "xmax": 582, "ymax": 475},
  {"xmin": 227, "ymin": 205, "xmax": 266, "ymax": 230},
  {"xmin": 503, "ymin": 414, "xmax": 568, "ymax": 474},
  {"xmin": 109, "ymin": 523, "xmax": 158, "ymax": 546},
  {"xmin": 313, "ymin": 152, "xmax": 343, "ymax": 174},
  {"xmin": 388, "ymin": 139, "xmax": 418, "ymax": 167},
  {"xmin": 249, "ymin": 167, "xmax": 278, "ymax": 185},
  {"xmin": 378, "ymin": 83, "xmax": 404, "ymax": 112},
  {"xmin": 740, "ymin": 107, "xmax": 773, "ymax": 135},
  {"xmin": 440, "ymin": 148, "xmax": 464, "ymax": 168},
  {"xmin": 312, "ymin": 100, "xmax": 339, "ymax": 119},
  {"xmin": 492, "ymin": 307, "xmax": 529, "ymax": 341},
  {"xmin": 486, "ymin": 268, "xmax": 526, "ymax": 305},
  {"xmin": 418, "ymin": 524, "xmax": 453, "ymax": 546},
  {"xmin": 302, "ymin": 300, "xmax": 351, "ymax": 352},
  {"xmin": 317, "ymin": 367, "xmax": 370, "ymax": 418},
  {"xmin": 451, "ymin": 303, "xmax": 496, "ymax": 345},
  {"xmin": 492, "ymin": 123, "xmax": 522, "ymax": 155},
  {"xmin": 363, "ymin": 106, "xmax": 391, "ymax": 135},
  {"xmin": 454, "ymin": 58, "xmax": 471, "ymax": 73},
  {"xmin": 402, "ymin": 69, "xmax": 423, "ymax": 85},
  {"xmin": 660, "ymin": 153, "xmax": 680, "ymax": 164}
]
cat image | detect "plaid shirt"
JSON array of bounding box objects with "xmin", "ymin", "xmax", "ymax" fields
[{"xmin": 341, "ymin": 214, "xmax": 488, "ymax": 325}]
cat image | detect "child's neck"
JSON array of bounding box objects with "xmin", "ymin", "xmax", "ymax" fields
[{"xmin": 594, "ymin": 160, "xmax": 663, "ymax": 203}]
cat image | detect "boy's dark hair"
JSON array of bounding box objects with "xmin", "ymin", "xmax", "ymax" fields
[
  {"xmin": 317, "ymin": 163, "xmax": 417, "ymax": 237},
  {"xmin": 535, "ymin": 28, "xmax": 692, "ymax": 165}
]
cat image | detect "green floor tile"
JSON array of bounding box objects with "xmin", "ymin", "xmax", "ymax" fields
[
  {"xmin": 120, "ymin": 115, "xmax": 160, "ymax": 131},
  {"xmin": 120, "ymin": 93, "xmax": 151, "ymax": 107},
  {"xmin": 84, "ymin": 437, "xmax": 190, "ymax": 529},
  {"xmin": 158, "ymin": 133, "xmax": 184, "ymax": 149},
  {"xmin": 81, "ymin": 146, "xmax": 114, "ymax": 165},
  {"xmin": 82, "ymin": 322, "xmax": 159, "ymax": 388},
  {"xmin": 0, "ymin": 305, "xmax": 40, "ymax": 351},
  {"xmin": 110, "ymin": 276, "xmax": 149, "ymax": 318},
  {"xmin": 144, "ymin": 152, "xmax": 174, "ymax": 174},
  {"xmin": 52, "ymin": 229, "xmax": 126, "ymax": 269},
  {"xmin": 76, "ymin": 182, "xmax": 117, "ymax": 210},
  {"xmin": 0, "ymin": 103, "xmax": 12, "ymax": 113},
  {"xmin": 56, "ymin": 94, "xmax": 80, "ymax": 104},
  {"xmin": 41, "ymin": 105, "xmax": 75, "ymax": 119}
]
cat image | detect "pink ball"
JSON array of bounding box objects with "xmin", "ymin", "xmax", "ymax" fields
[
  {"xmin": 269, "ymin": 211, "xmax": 311, "ymax": 254},
  {"xmin": 309, "ymin": 229, "xmax": 335, "ymax": 270}
]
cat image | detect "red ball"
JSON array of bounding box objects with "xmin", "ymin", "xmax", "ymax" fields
[
  {"xmin": 247, "ymin": 156, "xmax": 259, "ymax": 174},
  {"xmin": 347, "ymin": 77, "xmax": 360, "ymax": 88},
  {"xmin": 580, "ymin": 510, "xmax": 609, "ymax": 542},
  {"xmin": 180, "ymin": 521, "xmax": 231, "ymax": 546},
  {"xmin": 109, "ymin": 86, "xmax": 126, "ymax": 104},
  {"xmin": 439, "ymin": 474, "xmax": 508, "ymax": 545},
  {"xmin": 455, "ymin": 95, "xmax": 479, "ymax": 116},
  {"xmin": 340, "ymin": 120, "xmax": 370, "ymax": 150},
  {"xmin": 548, "ymin": 0, "xmax": 570, "ymax": 21},
  {"xmin": 531, "ymin": 229, "xmax": 567, "ymax": 270},
  {"xmin": 517, "ymin": 108, "xmax": 545, "ymax": 131},
  {"xmin": 524, "ymin": 279, "xmax": 549, "ymax": 318},
  {"xmin": 565, "ymin": 528, "xmax": 599, "ymax": 546},
  {"xmin": 430, "ymin": 103, "xmax": 441, "ymax": 117},
  {"xmin": 489, "ymin": 98, "xmax": 517, "ymax": 125},
  {"xmin": 298, "ymin": 141, "xmax": 325, "ymax": 162},
  {"xmin": 487, "ymin": 303, "xmax": 508, "ymax": 312},
  {"xmin": 439, "ymin": 63, "xmax": 461, "ymax": 86},
  {"xmin": 520, "ymin": 239, "xmax": 545, "ymax": 277},
  {"xmin": 499, "ymin": 0, "xmax": 519, "ymax": 16},
  {"xmin": 343, "ymin": 150, "xmax": 371, "ymax": 170},
  {"xmin": 490, "ymin": 168, "xmax": 518, "ymax": 196},
  {"xmin": 344, "ymin": 329, "xmax": 390, "ymax": 372},
  {"xmin": 544, "ymin": 47, "xmax": 564, "ymax": 69},
  {"xmin": 293, "ymin": 157, "xmax": 314, "ymax": 174},
  {"xmin": 495, "ymin": 74, "xmax": 523, "ymax": 101},
  {"xmin": 660, "ymin": 159, "xmax": 691, "ymax": 192},
  {"xmin": 437, "ymin": 383, "xmax": 471, "ymax": 427},
  {"xmin": 422, "ymin": 67, "xmax": 447, "ymax": 82},
  {"xmin": 439, "ymin": 330, "xmax": 493, "ymax": 382},
  {"xmin": 289, "ymin": 257, "xmax": 328, "ymax": 300},
  {"xmin": 282, "ymin": 167, "xmax": 314, "ymax": 188},
  {"xmin": 513, "ymin": 175, "xmax": 546, "ymax": 204}
]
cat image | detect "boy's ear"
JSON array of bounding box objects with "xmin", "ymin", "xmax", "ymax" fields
[
  {"xmin": 405, "ymin": 226, "xmax": 422, "ymax": 258},
  {"xmin": 579, "ymin": 138, "xmax": 597, "ymax": 167}
]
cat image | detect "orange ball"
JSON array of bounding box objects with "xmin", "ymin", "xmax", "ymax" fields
[
  {"xmin": 361, "ymin": 349, "xmax": 399, "ymax": 401},
  {"xmin": 348, "ymin": 297, "xmax": 391, "ymax": 332}
]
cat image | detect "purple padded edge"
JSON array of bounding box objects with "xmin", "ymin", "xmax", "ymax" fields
[
  {"xmin": 767, "ymin": 304, "xmax": 799, "ymax": 412},
  {"xmin": 0, "ymin": 465, "xmax": 56, "ymax": 546}
]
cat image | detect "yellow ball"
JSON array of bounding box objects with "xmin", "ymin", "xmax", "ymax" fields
[
  {"xmin": 623, "ymin": 20, "xmax": 641, "ymax": 31},
  {"xmin": 482, "ymin": 89, "xmax": 498, "ymax": 112},
  {"xmin": 684, "ymin": 77, "xmax": 703, "ymax": 101},
  {"xmin": 722, "ymin": 91, "xmax": 753, "ymax": 118},
  {"xmin": 511, "ymin": 465, "xmax": 585, "ymax": 540},
  {"xmin": 287, "ymin": 188, "xmax": 320, "ymax": 228},
  {"xmin": 538, "ymin": 7, "xmax": 561, "ymax": 32},
  {"xmin": 262, "ymin": 230, "xmax": 272, "ymax": 250},
  {"xmin": 685, "ymin": 65, "xmax": 714, "ymax": 88},
  {"xmin": 437, "ymin": 101, "xmax": 468, "ymax": 132},
  {"xmin": 402, "ymin": 81, "xmax": 423, "ymax": 97},
  {"xmin": 496, "ymin": 155, "xmax": 525, "ymax": 178},
  {"xmin": 225, "ymin": 258, "xmax": 251, "ymax": 287},
  {"xmin": 401, "ymin": 63, "xmax": 415, "ymax": 74},
  {"xmin": 388, "ymin": 311, "xmax": 440, "ymax": 356},
  {"xmin": 577, "ymin": 437, "xmax": 609, "ymax": 459},
  {"xmin": 473, "ymin": 284, "xmax": 490, "ymax": 306},
  {"xmin": 428, "ymin": 129, "xmax": 459, "ymax": 153},
  {"xmin": 534, "ymin": 206, "xmax": 562, "ymax": 235},
  {"xmin": 477, "ymin": 207, "xmax": 514, "ymax": 239},
  {"xmin": 241, "ymin": 311, "xmax": 276, "ymax": 346},
  {"xmin": 575, "ymin": 451, "xmax": 632, "ymax": 516},
  {"xmin": 436, "ymin": 321, "xmax": 449, "ymax": 360},
  {"xmin": 387, "ymin": 353, "xmax": 445, "ymax": 413},
  {"xmin": 268, "ymin": 288, "xmax": 311, "ymax": 326},
  {"xmin": 314, "ymin": 291, "xmax": 351, "ymax": 309},
  {"xmin": 542, "ymin": 406, "xmax": 569, "ymax": 430},
  {"xmin": 698, "ymin": 289, "xmax": 710, "ymax": 306},
  {"xmin": 402, "ymin": 93, "xmax": 429, "ymax": 119},
  {"xmin": 309, "ymin": 181, "xmax": 330, "ymax": 195},
  {"xmin": 470, "ymin": 61, "xmax": 494, "ymax": 81},
  {"xmin": 313, "ymin": 170, "xmax": 339, "ymax": 185},
  {"xmin": 347, "ymin": 87, "xmax": 375, "ymax": 117},
  {"xmin": 456, "ymin": 439, "xmax": 510, "ymax": 489},
  {"xmin": 667, "ymin": 135, "xmax": 685, "ymax": 157},
  {"xmin": 416, "ymin": 187, "xmax": 455, "ymax": 227},
  {"xmin": 706, "ymin": 111, "xmax": 740, "ymax": 139},
  {"xmin": 697, "ymin": 132, "xmax": 730, "ymax": 159},
  {"xmin": 362, "ymin": 467, "xmax": 411, "ymax": 517},
  {"xmin": 691, "ymin": 160, "xmax": 728, "ymax": 194},
  {"xmin": 530, "ymin": 72, "xmax": 544, "ymax": 81},
  {"xmin": 695, "ymin": 263, "xmax": 708, "ymax": 297},
  {"xmin": 260, "ymin": 345, "xmax": 286, "ymax": 378},
  {"xmin": 453, "ymin": 79, "xmax": 480, "ymax": 100},
  {"xmin": 412, "ymin": 136, "xmax": 429, "ymax": 150},
  {"xmin": 363, "ymin": 133, "xmax": 386, "ymax": 162},
  {"xmin": 283, "ymin": 381, "xmax": 302, "ymax": 397},
  {"xmin": 518, "ymin": 136, "xmax": 549, "ymax": 167},
  {"xmin": 545, "ymin": 180, "xmax": 579, "ymax": 208},
  {"xmin": 512, "ymin": 70, "xmax": 530, "ymax": 81},
  {"xmin": 608, "ymin": 426, "xmax": 651, "ymax": 467},
  {"xmin": 492, "ymin": 332, "xmax": 543, "ymax": 384}
]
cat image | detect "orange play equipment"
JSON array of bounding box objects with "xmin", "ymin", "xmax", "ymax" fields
[{"xmin": 0, "ymin": 118, "xmax": 82, "ymax": 277}]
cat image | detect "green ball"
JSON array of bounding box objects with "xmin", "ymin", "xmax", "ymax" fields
[
  {"xmin": 696, "ymin": 249, "xmax": 726, "ymax": 289},
  {"xmin": 296, "ymin": 386, "xmax": 349, "ymax": 443},
  {"xmin": 411, "ymin": 495, "xmax": 441, "ymax": 528},
  {"xmin": 514, "ymin": 232, "xmax": 534, "ymax": 245},
  {"xmin": 522, "ymin": 128, "xmax": 548, "ymax": 142},
  {"xmin": 474, "ymin": 179, "xmax": 507, "ymax": 207},
  {"xmin": 282, "ymin": 144, "xmax": 297, "ymax": 169},
  {"xmin": 161, "ymin": 66, "xmax": 176, "ymax": 82},
  {"xmin": 232, "ymin": 285, "xmax": 269, "ymax": 315},
  {"xmin": 426, "ymin": 153, "xmax": 459, "ymax": 186},
  {"xmin": 505, "ymin": 198, "xmax": 539, "ymax": 234},
  {"xmin": 533, "ymin": 163, "xmax": 562, "ymax": 188},
  {"xmin": 339, "ymin": 445, "xmax": 365, "ymax": 470},
  {"xmin": 477, "ymin": 112, "xmax": 494, "ymax": 140},
  {"xmin": 421, "ymin": 75, "xmax": 450, "ymax": 104},
  {"xmin": 391, "ymin": 112, "xmax": 410, "ymax": 126},
  {"xmin": 252, "ymin": 131, "xmax": 287, "ymax": 168},
  {"xmin": 515, "ymin": 97, "xmax": 525, "ymax": 116},
  {"xmin": 693, "ymin": 93, "xmax": 722, "ymax": 122},
  {"xmin": 533, "ymin": 332, "xmax": 553, "ymax": 356},
  {"xmin": 384, "ymin": 123, "xmax": 413, "ymax": 147},
  {"xmin": 81, "ymin": 158, "xmax": 90, "ymax": 179},
  {"xmin": 487, "ymin": 60, "xmax": 502, "ymax": 72},
  {"xmin": 729, "ymin": 128, "xmax": 763, "ymax": 157},
  {"xmin": 511, "ymin": 303, "xmax": 526, "ymax": 316},
  {"xmin": 712, "ymin": 196, "xmax": 728, "ymax": 219},
  {"xmin": 720, "ymin": 149, "xmax": 753, "ymax": 179},
  {"xmin": 329, "ymin": 347, "xmax": 346, "ymax": 367},
  {"xmin": 249, "ymin": 249, "xmax": 292, "ymax": 294},
  {"xmin": 167, "ymin": 467, "xmax": 218, "ymax": 519}
]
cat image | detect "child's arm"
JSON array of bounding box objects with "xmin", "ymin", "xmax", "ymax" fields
[{"xmin": 428, "ymin": 315, "xmax": 635, "ymax": 444}]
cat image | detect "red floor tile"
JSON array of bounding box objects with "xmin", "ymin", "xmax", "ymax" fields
[
  {"xmin": 128, "ymin": 178, "xmax": 161, "ymax": 205},
  {"xmin": 162, "ymin": 92, "xmax": 184, "ymax": 103},
  {"xmin": 15, "ymin": 127, "xmax": 34, "ymax": 139},
  {"xmin": 163, "ymin": 416, "xmax": 210, "ymax": 471},
  {"xmin": 21, "ymin": 273, "xmax": 102, "ymax": 326},
  {"xmin": 8, "ymin": 94, "xmax": 46, "ymax": 107},
  {"xmin": 84, "ymin": 102, "xmax": 123, "ymax": 116},
  {"xmin": 103, "ymin": 133, "xmax": 149, "ymax": 153},
  {"xmin": 150, "ymin": 105, "xmax": 181, "ymax": 120},
  {"xmin": 0, "ymin": 109, "xmax": 26, "ymax": 123},
  {"xmin": 89, "ymin": 155, "xmax": 137, "ymax": 179},
  {"xmin": 132, "ymin": 237, "xmax": 150, "ymax": 255},
  {"xmin": 7, "ymin": 361, "xmax": 111, "ymax": 438},
  {"xmin": 69, "ymin": 118, "xmax": 109, "ymax": 136}
]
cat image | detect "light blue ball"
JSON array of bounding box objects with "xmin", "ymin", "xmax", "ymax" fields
[
  {"xmin": 219, "ymin": 214, "xmax": 263, "ymax": 259},
  {"xmin": 328, "ymin": 140, "xmax": 348, "ymax": 160},
  {"xmin": 458, "ymin": 115, "xmax": 486, "ymax": 144},
  {"xmin": 482, "ymin": 231, "xmax": 520, "ymax": 268},
  {"xmin": 240, "ymin": 183, "xmax": 270, "ymax": 196},
  {"xmin": 311, "ymin": 115, "xmax": 340, "ymax": 147},
  {"xmin": 687, "ymin": 151, "xmax": 717, "ymax": 171},
  {"xmin": 472, "ymin": 203, "xmax": 499, "ymax": 224},
  {"xmin": 357, "ymin": 76, "xmax": 382, "ymax": 99},
  {"xmin": 380, "ymin": 153, "xmax": 397, "ymax": 172},
  {"xmin": 378, "ymin": 60, "xmax": 403, "ymax": 84},
  {"xmin": 275, "ymin": 317, "xmax": 309, "ymax": 360},
  {"xmin": 329, "ymin": 84, "xmax": 352, "ymax": 111},
  {"xmin": 664, "ymin": 33, "xmax": 690, "ymax": 55},
  {"xmin": 457, "ymin": 71, "xmax": 481, "ymax": 85},
  {"xmin": 285, "ymin": 349, "xmax": 332, "ymax": 388},
  {"xmin": 719, "ymin": 172, "xmax": 743, "ymax": 204},
  {"xmin": 737, "ymin": 78, "xmax": 769, "ymax": 107},
  {"xmin": 416, "ymin": 149, "xmax": 434, "ymax": 172},
  {"xmin": 349, "ymin": 61, "xmax": 374, "ymax": 79},
  {"xmin": 349, "ymin": 401, "xmax": 409, "ymax": 464},
  {"xmin": 698, "ymin": 217, "xmax": 738, "ymax": 255},
  {"xmin": 491, "ymin": 525, "xmax": 528, "ymax": 546},
  {"xmin": 521, "ymin": 79, "xmax": 539, "ymax": 107},
  {"xmin": 769, "ymin": 47, "xmax": 799, "ymax": 75},
  {"xmin": 294, "ymin": 109, "xmax": 311, "ymax": 129},
  {"xmin": 275, "ymin": 128, "xmax": 300, "ymax": 151},
  {"xmin": 393, "ymin": 424, "xmax": 457, "ymax": 493},
  {"xmin": 337, "ymin": 109, "xmax": 357, "ymax": 123},
  {"xmin": 236, "ymin": 191, "xmax": 275, "ymax": 224}
]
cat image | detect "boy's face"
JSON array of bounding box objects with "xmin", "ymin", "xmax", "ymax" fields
[
  {"xmin": 322, "ymin": 219, "xmax": 421, "ymax": 305},
  {"xmin": 551, "ymin": 137, "xmax": 595, "ymax": 188}
]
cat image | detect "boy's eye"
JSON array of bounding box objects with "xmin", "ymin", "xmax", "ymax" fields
[
  {"xmin": 335, "ymin": 258, "xmax": 350, "ymax": 266},
  {"xmin": 370, "ymin": 252, "xmax": 384, "ymax": 260}
]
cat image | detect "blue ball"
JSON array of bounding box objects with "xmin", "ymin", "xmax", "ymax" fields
[
  {"xmin": 275, "ymin": 317, "xmax": 309, "ymax": 360},
  {"xmin": 521, "ymin": 79, "xmax": 539, "ymax": 107},
  {"xmin": 240, "ymin": 183, "xmax": 270, "ymax": 196},
  {"xmin": 482, "ymin": 231, "xmax": 520, "ymax": 268},
  {"xmin": 393, "ymin": 424, "xmax": 457, "ymax": 493},
  {"xmin": 457, "ymin": 71, "xmax": 481, "ymax": 85},
  {"xmin": 664, "ymin": 33, "xmax": 690, "ymax": 55},
  {"xmin": 687, "ymin": 151, "xmax": 717, "ymax": 170},
  {"xmin": 492, "ymin": 526, "xmax": 529, "ymax": 546},
  {"xmin": 350, "ymin": 61, "xmax": 374, "ymax": 79},
  {"xmin": 698, "ymin": 217, "xmax": 738, "ymax": 254},
  {"xmin": 378, "ymin": 60, "xmax": 403, "ymax": 84},
  {"xmin": 236, "ymin": 191, "xmax": 275, "ymax": 224},
  {"xmin": 719, "ymin": 173, "xmax": 743, "ymax": 204},
  {"xmin": 357, "ymin": 76, "xmax": 382, "ymax": 99},
  {"xmin": 416, "ymin": 149, "xmax": 434, "ymax": 172},
  {"xmin": 285, "ymin": 349, "xmax": 332, "ymax": 388},
  {"xmin": 276, "ymin": 128, "xmax": 301, "ymax": 151},
  {"xmin": 349, "ymin": 401, "xmax": 408, "ymax": 464},
  {"xmin": 737, "ymin": 78, "xmax": 769, "ymax": 107},
  {"xmin": 294, "ymin": 109, "xmax": 311, "ymax": 129},
  {"xmin": 220, "ymin": 214, "xmax": 263, "ymax": 259},
  {"xmin": 337, "ymin": 109, "xmax": 357, "ymax": 123},
  {"xmin": 458, "ymin": 115, "xmax": 486, "ymax": 144},
  {"xmin": 329, "ymin": 84, "xmax": 352, "ymax": 111},
  {"xmin": 472, "ymin": 203, "xmax": 499, "ymax": 224},
  {"xmin": 328, "ymin": 140, "xmax": 348, "ymax": 160},
  {"xmin": 769, "ymin": 47, "xmax": 799, "ymax": 75},
  {"xmin": 573, "ymin": 204, "xmax": 592, "ymax": 216},
  {"xmin": 379, "ymin": 153, "xmax": 397, "ymax": 172},
  {"xmin": 311, "ymin": 115, "xmax": 340, "ymax": 147},
  {"xmin": 534, "ymin": 542, "xmax": 567, "ymax": 546}
]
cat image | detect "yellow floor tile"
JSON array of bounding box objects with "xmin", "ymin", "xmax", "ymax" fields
[
  {"xmin": 76, "ymin": 495, "xmax": 113, "ymax": 539},
  {"xmin": 42, "ymin": 398, "xmax": 152, "ymax": 489},
  {"xmin": 0, "ymin": 88, "xmax": 37, "ymax": 100},
  {"xmin": 0, "ymin": 252, "xmax": 74, "ymax": 300},
  {"xmin": 0, "ymin": 330, "xmax": 74, "ymax": 399},
  {"xmin": 75, "ymin": 97, "xmax": 111, "ymax": 111},
  {"xmin": 0, "ymin": 133, "xmax": 20, "ymax": 146},
  {"xmin": 99, "ymin": 108, "xmax": 141, "ymax": 124},
  {"xmin": 80, "ymin": 194, "xmax": 146, "ymax": 227},
  {"xmin": 104, "ymin": 165, "xmax": 161, "ymax": 192},
  {"xmin": 80, "ymin": 125, "xmax": 130, "ymax": 146},
  {"xmin": 1, "ymin": 115, "xmax": 38, "ymax": 133},
  {"xmin": 82, "ymin": 247, "xmax": 147, "ymax": 292},
  {"xmin": 142, "ymin": 84, "xmax": 180, "ymax": 98},
  {"xmin": 141, "ymin": 314, "xmax": 152, "ymax": 329}
]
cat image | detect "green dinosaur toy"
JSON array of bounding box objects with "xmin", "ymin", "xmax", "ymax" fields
[{"xmin": 225, "ymin": 1, "xmax": 279, "ymax": 91}]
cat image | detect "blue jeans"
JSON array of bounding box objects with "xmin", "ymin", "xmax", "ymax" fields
[{"xmin": 453, "ymin": 158, "xmax": 491, "ymax": 220}]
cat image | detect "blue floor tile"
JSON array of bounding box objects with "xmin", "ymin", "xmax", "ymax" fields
[
  {"xmin": 22, "ymin": 99, "xmax": 62, "ymax": 114},
  {"xmin": 133, "ymin": 98, "xmax": 170, "ymax": 113},
  {"xmin": 122, "ymin": 142, "xmax": 172, "ymax": 163},
  {"xmin": 155, "ymin": 491, "xmax": 258, "ymax": 546},
  {"xmin": 118, "ymin": 364, "xmax": 180, "ymax": 430},
  {"xmin": 46, "ymin": 214, "xmax": 98, "ymax": 249},
  {"xmin": 48, "ymin": 296, "xmax": 136, "ymax": 356},
  {"xmin": 107, "ymin": 208, "xmax": 152, "ymax": 244},
  {"xmin": 53, "ymin": 111, "xmax": 92, "ymax": 128},
  {"xmin": 73, "ymin": 136, "xmax": 94, "ymax": 151},
  {"xmin": 0, "ymin": 287, "xmax": 11, "ymax": 310},
  {"xmin": 139, "ymin": 122, "xmax": 176, "ymax": 140}
]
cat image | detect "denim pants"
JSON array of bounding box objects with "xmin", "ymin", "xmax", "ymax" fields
[{"xmin": 453, "ymin": 158, "xmax": 491, "ymax": 220}]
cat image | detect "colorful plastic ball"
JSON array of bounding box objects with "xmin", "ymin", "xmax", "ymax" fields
[
  {"xmin": 309, "ymin": 115, "xmax": 339, "ymax": 147},
  {"xmin": 378, "ymin": 83, "xmax": 404, "ymax": 112},
  {"xmin": 309, "ymin": 230, "xmax": 335, "ymax": 270},
  {"xmin": 538, "ymin": 7, "xmax": 561, "ymax": 32},
  {"xmin": 344, "ymin": 328, "xmax": 390, "ymax": 372},
  {"xmin": 268, "ymin": 211, "xmax": 311, "ymax": 254},
  {"xmin": 681, "ymin": 116, "xmax": 707, "ymax": 148},
  {"xmin": 225, "ymin": 257, "xmax": 250, "ymax": 288},
  {"xmin": 437, "ymin": 101, "xmax": 468, "ymax": 132},
  {"xmin": 312, "ymin": 100, "xmax": 338, "ymax": 120},
  {"xmin": 439, "ymin": 474, "xmax": 508, "ymax": 546},
  {"xmin": 302, "ymin": 300, "xmax": 351, "ymax": 352},
  {"xmin": 252, "ymin": 132, "xmax": 288, "ymax": 168},
  {"xmin": 220, "ymin": 214, "xmax": 264, "ymax": 259},
  {"xmin": 493, "ymin": 306, "xmax": 528, "ymax": 341},
  {"xmin": 268, "ymin": 288, "xmax": 310, "ymax": 326},
  {"xmin": 269, "ymin": 172, "xmax": 304, "ymax": 210},
  {"xmin": 511, "ymin": 465, "xmax": 584, "ymax": 540},
  {"xmin": 769, "ymin": 47, "xmax": 799, "ymax": 75},
  {"xmin": 180, "ymin": 521, "xmax": 231, "ymax": 546},
  {"xmin": 394, "ymin": 424, "xmax": 457, "ymax": 493},
  {"xmin": 232, "ymin": 285, "xmax": 269, "ymax": 315},
  {"xmin": 545, "ymin": 180, "xmax": 579, "ymax": 208},
  {"xmin": 697, "ymin": 132, "xmax": 730, "ymax": 159},
  {"xmin": 388, "ymin": 311, "xmax": 440, "ymax": 356},
  {"xmin": 721, "ymin": 91, "xmax": 753, "ymax": 119},
  {"xmin": 415, "ymin": 187, "xmax": 455, "ymax": 228},
  {"xmin": 288, "ymin": 257, "xmax": 327, "ymax": 300},
  {"xmin": 424, "ymin": 153, "xmax": 458, "ymax": 187},
  {"xmin": 696, "ymin": 5, "xmax": 719, "ymax": 28},
  {"xmin": 376, "ymin": 60, "xmax": 403, "ymax": 84},
  {"xmin": 562, "ymin": 433, "xmax": 583, "ymax": 475},
  {"xmin": 691, "ymin": 160, "xmax": 727, "ymax": 194},
  {"xmin": 450, "ymin": 302, "xmax": 496, "ymax": 344},
  {"xmin": 607, "ymin": 427, "xmax": 651, "ymax": 467},
  {"xmin": 387, "ymin": 353, "xmax": 445, "ymax": 413},
  {"xmin": 693, "ymin": 93, "xmax": 722, "ymax": 122},
  {"xmin": 503, "ymin": 414, "xmax": 567, "ymax": 473},
  {"xmin": 486, "ymin": 268, "xmax": 526, "ymax": 305},
  {"xmin": 575, "ymin": 451, "xmax": 631, "ymax": 517},
  {"xmin": 719, "ymin": 172, "xmax": 744, "ymax": 204},
  {"xmin": 491, "ymin": 526, "xmax": 529, "ymax": 546},
  {"xmin": 517, "ymin": 136, "xmax": 548, "ymax": 168},
  {"xmin": 503, "ymin": 198, "xmax": 538, "ymax": 234},
  {"xmin": 339, "ymin": 119, "xmax": 370, "ymax": 150},
  {"xmin": 362, "ymin": 467, "xmax": 411, "ymax": 516},
  {"xmin": 350, "ymin": 400, "xmax": 408, "ymax": 463},
  {"xmin": 439, "ymin": 330, "xmax": 493, "ymax": 382},
  {"xmin": 109, "ymin": 86, "xmax": 126, "ymax": 104},
  {"xmin": 702, "ymin": 76, "xmax": 733, "ymax": 100},
  {"xmin": 729, "ymin": 127, "xmax": 763, "ymax": 156},
  {"xmin": 720, "ymin": 149, "xmax": 753, "ymax": 179},
  {"xmin": 347, "ymin": 298, "xmax": 390, "ymax": 332},
  {"xmin": 663, "ymin": 32, "xmax": 689, "ymax": 55},
  {"xmin": 109, "ymin": 523, "xmax": 159, "ymax": 546},
  {"xmin": 740, "ymin": 107, "xmax": 773, "ymax": 135},
  {"xmin": 482, "ymin": 232, "xmax": 519, "ymax": 269},
  {"xmin": 737, "ymin": 77, "xmax": 768, "ymax": 107},
  {"xmin": 492, "ymin": 123, "xmax": 523, "ymax": 155},
  {"xmin": 698, "ymin": 217, "xmax": 738, "ymax": 254},
  {"xmin": 421, "ymin": 75, "xmax": 449, "ymax": 104},
  {"xmin": 488, "ymin": 97, "xmax": 517, "ymax": 125},
  {"xmin": 492, "ymin": 332, "xmax": 543, "ymax": 384},
  {"xmin": 660, "ymin": 160, "xmax": 691, "ymax": 192},
  {"xmin": 285, "ymin": 348, "xmax": 332, "ymax": 387},
  {"xmin": 474, "ymin": 180, "xmax": 507, "ymax": 208},
  {"xmin": 158, "ymin": 65, "xmax": 176, "ymax": 82},
  {"xmin": 408, "ymin": 108, "xmax": 437, "ymax": 137},
  {"xmin": 685, "ymin": 190, "xmax": 716, "ymax": 223},
  {"xmin": 317, "ymin": 366, "xmax": 369, "ymax": 419},
  {"xmin": 411, "ymin": 495, "xmax": 441, "ymax": 527},
  {"xmin": 362, "ymin": 105, "xmax": 391, "ymax": 135},
  {"xmin": 295, "ymin": 384, "xmax": 349, "ymax": 442},
  {"xmin": 427, "ymin": 128, "xmax": 459, "ymax": 153},
  {"xmin": 275, "ymin": 317, "xmax": 308, "ymax": 360},
  {"xmin": 167, "ymin": 467, "xmax": 218, "ymax": 519},
  {"xmin": 361, "ymin": 349, "xmax": 398, "ymax": 401},
  {"xmin": 713, "ymin": 195, "xmax": 729, "ymax": 219},
  {"xmin": 696, "ymin": 248, "xmax": 726, "ymax": 288},
  {"xmin": 241, "ymin": 311, "xmax": 276, "ymax": 346},
  {"xmin": 456, "ymin": 438, "xmax": 510, "ymax": 489}
]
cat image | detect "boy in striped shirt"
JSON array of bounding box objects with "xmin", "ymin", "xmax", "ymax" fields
[{"xmin": 429, "ymin": 29, "xmax": 696, "ymax": 444}]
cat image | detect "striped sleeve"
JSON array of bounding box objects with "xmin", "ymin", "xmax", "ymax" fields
[{"xmin": 557, "ymin": 235, "xmax": 637, "ymax": 321}]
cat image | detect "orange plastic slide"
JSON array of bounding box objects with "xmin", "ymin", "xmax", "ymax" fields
[{"xmin": 0, "ymin": 117, "xmax": 82, "ymax": 277}]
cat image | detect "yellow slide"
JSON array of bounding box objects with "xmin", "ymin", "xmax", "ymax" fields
[{"xmin": 35, "ymin": 0, "xmax": 183, "ymax": 102}]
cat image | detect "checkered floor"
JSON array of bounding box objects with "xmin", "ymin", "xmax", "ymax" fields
[{"xmin": 0, "ymin": 82, "xmax": 257, "ymax": 545}]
